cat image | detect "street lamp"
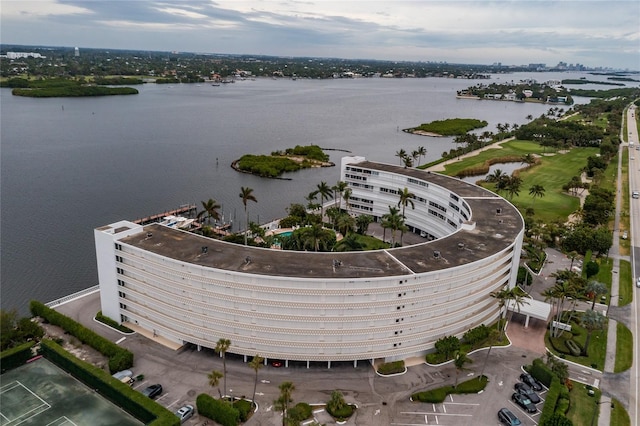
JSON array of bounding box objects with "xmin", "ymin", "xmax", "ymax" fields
[{"xmin": 590, "ymin": 400, "xmax": 614, "ymax": 426}]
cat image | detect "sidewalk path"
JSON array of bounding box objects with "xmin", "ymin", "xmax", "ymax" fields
[{"xmin": 426, "ymin": 137, "xmax": 515, "ymax": 172}]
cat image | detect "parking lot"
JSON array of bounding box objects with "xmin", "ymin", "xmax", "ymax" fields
[{"xmin": 52, "ymin": 291, "xmax": 558, "ymax": 426}]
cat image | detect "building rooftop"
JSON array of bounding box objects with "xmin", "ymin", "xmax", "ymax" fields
[{"xmin": 120, "ymin": 164, "xmax": 523, "ymax": 279}]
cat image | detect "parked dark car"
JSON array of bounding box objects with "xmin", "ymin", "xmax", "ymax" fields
[
  {"xmin": 142, "ymin": 384, "xmax": 163, "ymax": 399},
  {"xmin": 511, "ymin": 392, "xmax": 537, "ymax": 413},
  {"xmin": 520, "ymin": 373, "xmax": 543, "ymax": 391},
  {"xmin": 498, "ymin": 407, "xmax": 522, "ymax": 426},
  {"xmin": 514, "ymin": 382, "xmax": 541, "ymax": 404}
]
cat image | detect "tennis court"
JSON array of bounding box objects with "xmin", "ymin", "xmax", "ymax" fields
[{"xmin": 0, "ymin": 357, "xmax": 141, "ymax": 426}]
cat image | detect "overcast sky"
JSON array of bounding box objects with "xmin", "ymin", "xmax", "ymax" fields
[{"xmin": 1, "ymin": 1, "xmax": 639, "ymax": 69}]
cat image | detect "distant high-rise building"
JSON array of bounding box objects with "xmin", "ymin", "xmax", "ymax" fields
[{"xmin": 74, "ymin": 47, "xmax": 79, "ymax": 57}]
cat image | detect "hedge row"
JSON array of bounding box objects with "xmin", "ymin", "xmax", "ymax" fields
[
  {"xmin": 0, "ymin": 341, "xmax": 36, "ymax": 373},
  {"xmin": 538, "ymin": 377, "xmax": 563, "ymax": 425},
  {"xmin": 30, "ymin": 300, "xmax": 133, "ymax": 373},
  {"xmin": 377, "ymin": 360, "xmax": 405, "ymax": 375},
  {"xmin": 96, "ymin": 311, "xmax": 134, "ymax": 334},
  {"xmin": 40, "ymin": 339, "xmax": 178, "ymax": 426},
  {"xmin": 196, "ymin": 394, "xmax": 240, "ymax": 426},
  {"xmin": 527, "ymin": 358, "xmax": 555, "ymax": 388},
  {"xmin": 412, "ymin": 376, "xmax": 488, "ymax": 403}
]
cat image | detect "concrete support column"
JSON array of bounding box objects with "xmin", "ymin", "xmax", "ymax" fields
[
  {"xmin": 243, "ymin": 355, "xmax": 247, "ymax": 362},
  {"xmin": 353, "ymin": 360, "xmax": 358, "ymax": 368},
  {"xmin": 285, "ymin": 360, "xmax": 289, "ymax": 368},
  {"xmin": 306, "ymin": 360, "xmax": 310, "ymax": 369},
  {"xmin": 524, "ymin": 314, "xmax": 531, "ymax": 328},
  {"xmin": 328, "ymin": 360, "xmax": 332, "ymax": 369},
  {"xmin": 197, "ymin": 344, "xmax": 201, "ymax": 351}
]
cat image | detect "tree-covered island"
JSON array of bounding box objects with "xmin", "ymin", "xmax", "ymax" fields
[
  {"xmin": 233, "ymin": 145, "xmax": 334, "ymax": 178},
  {"xmin": 457, "ymin": 80, "xmax": 574, "ymax": 105},
  {"xmin": 405, "ymin": 118, "xmax": 488, "ymax": 137},
  {"xmin": 0, "ymin": 77, "xmax": 138, "ymax": 97}
]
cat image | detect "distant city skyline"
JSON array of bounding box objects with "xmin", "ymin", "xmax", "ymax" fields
[{"xmin": 1, "ymin": 1, "xmax": 639, "ymax": 70}]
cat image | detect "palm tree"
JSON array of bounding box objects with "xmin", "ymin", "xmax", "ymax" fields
[
  {"xmin": 248, "ymin": 354, "xmax": 264, "ymax": 405},
  {"xmin": 355, "ymin": 214, "xmax": 373, "ymax": 235},
  {"xmin": 505, "ymin": 175, "xmax": 522, "ymax": 200},
  {"xmin": 336, "ymin": 213, "xmax": 355, "ymax": 237},
  {"xmin": 479, "ymin": 328, "xmax": 500, "ymax": 382},
  {"xmin": 526, "ymin": 114, "xmax": 534, "ymax": 121},
  {"xmin": 342, "ymin": 188, "xmax": 352, "ymax": 213},
  {"xmin": 397, "ymin": 187, "xmax": 415, "ymax": 245},
  {"xmin": 521, "ymin": 153, "xmax": 536, "ymax": 167},
  {"xmin": 275, "ymin": 381, "xmax": 296, "ymax": 426},
  {"xmin": 528, "ymin": 184, "xmax": 545, "ymax": 206},
  {"xmin": 395, "ymin": 149, "xmax": 407, "ymax": 165},
  {"xmin": 305, "ymin": 191, "xmax": 320, "ymax": 213},
  {"xmin": 490, "ymin": 287, "xmax": 511, "ymax": 339},
  {"xmin": 402, "ymin": 155, "xmax": 413, "ymax": 168},
  {"xmin": 316, "ymin": 181, "xmax": 333, "ymax": 222},
  {"xmin": 581, "ymin": 310, "xmax": 605, "ymax": 356},
  {"xmin": 207, "ymin": 370, "xmax": 224, "ymax": 398},
  {"xmin": 333, "ymin": 181, "xmax": 348, "ymax": 210},
  {"xmin": 215, "ymin": 338, "xmax": 231, "ymax": 399},
  {"xmin": 382, "ymin": 206, "xmax": 403, "ymax": 247},
  {"xmin": 585, "ymin": 280, "xmax": 608, "ymax": 310},
  {"xmin": 301, "ymin": 223, "xmax": 325, "ymax": 251},
  {"xmin": 486, "ymin": 169, "xmax": 506, "ymax": 183},
  {"xmin": 453, "ymin": 351, "xmax": 473, "ymax": 388},
  {"xmin": 335, "ymin": 233, "xmax": 364, "ymax": 252},
  {"xmin": 197, "ymin": 198, "xmax": 221, "ymax": 225},
  {"xmin": 417, "ymin": 146, "xmax": 427, "ymax": 165},
  {"xmin": 239, "ymin": 186, "xmax": 257, "ymax": 245}
]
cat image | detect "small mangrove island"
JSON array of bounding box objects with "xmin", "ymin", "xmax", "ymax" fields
[
  {"xmin": 405, "ymin": 118, "xmax": 488, "ymax": 137},
  {"xmin": 233, "ymin": 144, "xmax": 334, "ymax": 178},
  {"xmin": 1, "ymin": 77, "xmax": 139, "ymax": 97}
]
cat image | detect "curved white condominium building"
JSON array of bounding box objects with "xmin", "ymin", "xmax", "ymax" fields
[{"xmin": 95, "ymin": 157, "xmax": 524, "ymax": 364}]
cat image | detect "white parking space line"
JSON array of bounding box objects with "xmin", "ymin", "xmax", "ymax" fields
[
  {"xmin": 401, "ymin": 411, "xmax": 473, "ymax": 417},
  {"xmin": 166, "ymin": 398, "xmax": 181, "ymax": 409}
]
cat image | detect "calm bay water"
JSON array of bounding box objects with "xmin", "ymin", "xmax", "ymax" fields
[{"xmin": 0, "ymin": 72, "xmax": 611, "ymax": 314}]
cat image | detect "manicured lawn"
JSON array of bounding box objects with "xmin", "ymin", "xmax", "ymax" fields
[
  {"xmin": 592, "ymin": 256, "xmax": 613, "ymax": 305},
  {"xmin": 546, "ymin": 312, "xmax": 608, "ymax": 370},
  {"xmin": 611, "ymin": 397, "xmax": 631, "ymax": 426},
  {"xmin": 618, "ymin": 149, "xmax": 630, "ymax": 256},
  {"xmin": 354, "ymin": 233, "xmax": 390, "ymax": 250},
  {"xmin": 566, "ymin": 383, "xmax": 600, "ymax": 426},
  {"xmin": 439, "ymin": 140, "xmax": 597, "ymax": 222},
  {"xmin": 619, "ymin": 260, "xmax": 633, "ymax": 307},
  {"xmin": 614, "ymin": 321, "xmax": 633, "ymax": 373}
]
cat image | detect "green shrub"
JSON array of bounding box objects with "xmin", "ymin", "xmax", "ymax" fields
[
  {"xmin": 412, "ymin": 376, "xmax": 488, "ymax": 403},
  {"xmin": 528, "ymin": 358, "xmax": 554, "ymax": 387},
  {"xmin": 565, "ymin": 339, "xmax": 581, "ymax": 356},
  {"xmin": 30, "ymin": 301, "xmax": 133, "ymax": 373},
  {"xmin": 96, "ymin": 311, "xmax": 134, "ymax": 333},
  {"xmin": 463, "ymin": 324, "xmax": 489, "ymax": 347},
  {"xmin": 196, "ymin": 394, "xmax": 239, "ymax": 426},
  {"xmin": 541, "ymin": 413, "xmax": 574, "ymax": 426},
  {"xmin": 233, "ymin": 399, "xmax": 252, "ymax": 422},
  {"xmin": 539, "ymin": 377, "xmax": 563, "ymax": 425},
  {"xmin": 293, "ymin": 402, "xmax": 312, "ymax": 420},
  {"xmin": 556, "ymin": 396, "xmax": 570, "ymax": 415},
  {"xmin": 377, "ymin": 360, "xmax": 405, "ymax": 375},
  {"xmin": 0, "ymin": 341, "xmax": 36, "ymax": 373}
]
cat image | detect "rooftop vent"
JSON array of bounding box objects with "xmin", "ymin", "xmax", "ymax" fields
[
  {"xmin": 146, "ymin": 232, "xmax": 153, "ymax": 238},
  {"xmin": 245, "ymin": 256, "xmax": 252, "ymax": 265},
  {"xmin": 201, "ymin": 246, "xmax": 208, "ymax": 254},
  {"xmin": 457, "ymin": 242, "xmax": 465, "ymax": 250},
  {"xmin": 433, "ymin": 250, "xmax": 441, "ymax": 259},
  {"xmin": 496, "ymin": 208, "xmax": 502, "ymax": 215}
]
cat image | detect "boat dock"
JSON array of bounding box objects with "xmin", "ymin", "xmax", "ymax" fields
[{"xmin": 133, "ymin": 204, "xmax": 197, "ymax": 225}]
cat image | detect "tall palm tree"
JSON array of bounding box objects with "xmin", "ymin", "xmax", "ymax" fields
[
  {"xmin": 336, "ymin": 213, "xmax": 355, "ymax": 237},
  {"xmin": 239, "ymin": 186, "xmax": 257, "ymax": 245},
  {"xmin": 453, "ymin": 351, "xmax": 473, "ymax": 388},
  {"xmin": 215, "ymin": 338, "xmax": 231, "ymax": 399},
  {"xmin": 397, "ymin": 187, "xmax": 415, "ymax": 245},
  {"xmin": 395, "ymin": 149, "xmax": 407, "ymax": 165},
  {"xmin": 490, "ymin": 287, "xmax": 511, "ymax": 339},
  {"xmin": 197, "ymin": 198, "xmax": 221, "ymax": 225},
  {"xmin": 521, "ymin": 153, "xmax": 536, "ymax": 167},
  {"xmin": 528, "ymin": 184, "xmax": 545, "ymax": 206},
  {"xmin": 505, "ymin": 175, "xmax": 523, "ymax": 200},
  {"xmin": 355, "ymin": 214, "xmax": 373, "ymax": 235},
  {"xmin": 333, "ymin": 181, "xmax": 348, "ymax": 210},
  {"xmin": 581, "ymin": 310, "xmax": 605, "ymax": 356},
  {"xmin": 248, "ymin": 354, "xmax": 264, "ymax": 405},
  {"xmin": 335, "ymin": 233, "xmax": 364, "ymax": 252},
  {"xmin": 316, "ymin": 181, "xmax": 333, "ymax": 222},
  {"xmin": 417, "ymin": 146, "xmax": 427, "ymax": 165},
  {"xmin": 342, "ymin": 188, "xmax": 352, "ymax": 213},
  {"xmin": 402, "ymin": 155, "xmax": 413, "ymax": 168},
  {"xmin": 207, "ymin": 370, "xmax": 224, "ymax": 398},
  {"xmin": 585, "ymin": 280, "xmax": 608, "ymax": 310},
  {"xmin": 275, "ymin": 381, "xmax": 296, "ymax": 426},
  {"xmin": 479, "ymin": 328, "xmax": 500, "ymax": 382},
  {"xmin": 301, "ymin": 223, "xmax": 325, "ymax": 251}
]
